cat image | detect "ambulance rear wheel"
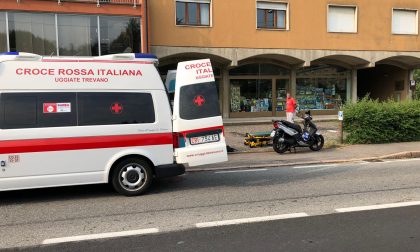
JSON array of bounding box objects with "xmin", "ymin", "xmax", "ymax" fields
[{"xmin": 111, "ymin": 158, "xmax": 153, "ymax": 196}]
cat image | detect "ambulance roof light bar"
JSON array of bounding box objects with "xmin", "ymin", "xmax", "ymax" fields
[
  {"xmin": 95, "ymin": 53, "xmax": 158, "ymax": 62},
  {"xmin": 0, "ymin": 52, "xmax": 159, "ymax": 64},
  {"xmin": 0, "ymin": 52, "xmax": 42, "ymax": 62}
]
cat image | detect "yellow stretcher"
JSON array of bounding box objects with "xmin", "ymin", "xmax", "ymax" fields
[{"xmin": 244, "ymin": 132, "xmax": 272, "ymax": 148}]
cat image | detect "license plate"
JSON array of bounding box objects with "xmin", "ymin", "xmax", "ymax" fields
[{"xmin": 190, "ymin": 134, "xmax": 220, "ymax": 145}]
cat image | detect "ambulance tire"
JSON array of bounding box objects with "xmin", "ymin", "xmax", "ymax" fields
[{"xmin": 111, "ymin": 158, "xmax": 153, "ymax": 196}]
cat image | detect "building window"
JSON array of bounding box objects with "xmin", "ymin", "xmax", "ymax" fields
[
  {"xmin": 8, "ymin": 12, "xmax": 57, "ymax": 55},
  {"xmin": 0, "ymin": 12, "xmax": 7, "ymax": 52},
  {"xmin": 0, "ymin": 11, "xmax": 141, "ymax": 56},
  {"xmin": 257, "ymin": 1, "xmax": 288, "ymax": 29},
  {"xmin": 176, "ymin": 0, "xmax": 211, "ymax": 26},
  {"xmin": 57, "ymin": 14, "xmax": 98, "ymax": 56},
  {"xmin": 328, "ymin": 5, "xmax": 357, "ymax": 33},
  {"xmin": 100, "ymin": 16, "xmax": 141, "ymax": 55},
  {"xmin": 392, "ymin": 9, "xmax": 418, "ymax": 35}
]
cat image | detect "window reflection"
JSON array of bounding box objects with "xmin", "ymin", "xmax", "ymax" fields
[
  {"xmin": 0, "ymin": 12, "xmax": 6, "ymax": 52},
  {"xmin": 57, "ymin": 14, "xmax": 98, "ymax": 56},
  {"xmin": 188, "ymin": 3, "xmax": 198, "ymax": 25},
  {"xmin": 100, "ymin": 16, "xmax": 141, "ymax": 55},
  {"xmin": 8, "ymin": 12, "xmax": 56, "ymax": 55}
]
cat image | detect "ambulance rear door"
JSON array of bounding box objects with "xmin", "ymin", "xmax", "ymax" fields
[{"xmin": 172, "ymin": 59, "xmax": 228, "ymax": 167}]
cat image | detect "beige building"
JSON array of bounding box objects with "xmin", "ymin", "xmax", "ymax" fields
[{"xmin": 150, "ymin": 0, "xmax": 420, "ymax": 118}]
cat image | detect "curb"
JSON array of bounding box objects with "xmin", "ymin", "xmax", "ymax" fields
[
  {"xmin": 228, "ymin": 144, "xmax": 343, "ymax": 155},
  {"xmin": 186, "ymin": 151, "xmax": 420, "ymax": 173}
]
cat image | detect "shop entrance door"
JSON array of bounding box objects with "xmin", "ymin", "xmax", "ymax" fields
[{"xmin": 274, "ymin": 79, "xmax": 290, "ymax": 117}]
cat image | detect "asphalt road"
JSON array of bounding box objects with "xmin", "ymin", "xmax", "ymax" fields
[
  {"xmin": 1, "ymin": 158, "xmax": 420, "ymax": 251},
  {"xmin": 13, "ymin": 205, "xmax": 420, "ymax": 252}
]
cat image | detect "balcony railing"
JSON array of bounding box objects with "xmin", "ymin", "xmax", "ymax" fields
[{"xmin": 26, "ymin": 0, "xmax": 141, "ymax": 7}]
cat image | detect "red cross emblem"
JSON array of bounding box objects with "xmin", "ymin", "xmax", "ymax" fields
[
  {"xmin": 110, "ymin": 102, "xmax": 123, "ymax": 114},
  {"xmin": 194, "ymin": 95, "xmax": 205, "ymax": 107}
]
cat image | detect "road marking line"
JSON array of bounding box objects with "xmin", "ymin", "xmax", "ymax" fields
[
  {"xmin": 383, "ymin": 158, "xmax": 420, "ymax": 163},
  {"xmin": 215, "ymin": 169, "xmax": 268, "ymax": 174},
  {"xmin": 293, "ymin": 164, "xmax": 337, "ymax": 169},
  {"xmin": 195, "ymin": 213, "xmax": 309, "ymax": 228},
  {"xmin": 336, "ymin": 201, "xmax": 420, "ymax": 213},
  {"xmin": 42, "ymin": 228, "xmax": 159, "ymax": 245}
]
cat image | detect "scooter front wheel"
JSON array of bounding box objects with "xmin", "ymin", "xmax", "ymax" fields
[
  {"xmin": 309, "ymin": 134, "xmax": 324, "ymax": 151},
  {"xmin": 273, "ymin": 136, "xmax": 289, "ymax": 154}
]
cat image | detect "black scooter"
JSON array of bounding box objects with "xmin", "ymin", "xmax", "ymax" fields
[{"xmin": 271, "ymin": 111, "xmax": 324, "ymax": 154}]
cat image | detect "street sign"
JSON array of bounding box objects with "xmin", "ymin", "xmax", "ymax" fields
[
  {"xmin": 410, "ymin": 80, "xmax": 416, "ymax": 87},
  {"xmin": 338, "ymin": 111, "xmax": 344, "ymax": 121}
]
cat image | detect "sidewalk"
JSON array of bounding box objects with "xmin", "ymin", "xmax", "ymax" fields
[
  {"xmin": 187, "ymin": 142, "xmax": 420, "ymax": 172},
  {"xmin": 223, "ymin": 115, "xmax": 337, "ymax": 126}
]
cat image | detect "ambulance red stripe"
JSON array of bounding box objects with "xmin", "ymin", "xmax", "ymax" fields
[{"xmin": 0, "ymin": 133, "xmax": 173, "ymax": 154}]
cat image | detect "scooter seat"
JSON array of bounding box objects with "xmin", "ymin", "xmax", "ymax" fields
[{"xmin": 280, "ymin": 120, "xmax": 302, "ymax": 133}]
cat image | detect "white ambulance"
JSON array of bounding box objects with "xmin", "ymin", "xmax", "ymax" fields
[{"xmin": 0, "ymin": 52, "xmax": 227, "ymax": 196}]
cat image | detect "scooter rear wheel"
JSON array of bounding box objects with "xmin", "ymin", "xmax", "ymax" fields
[{"xmin": 273, "ymin": 136, "xmax": 289, "ymax": 154}]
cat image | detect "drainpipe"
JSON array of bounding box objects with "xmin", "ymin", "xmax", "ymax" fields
[
  {"xmin": 408, "ymin": 69, "xmax": 414, "ymax": 101},
  {"xmin": 351, "ymin": 69, "xmax": 358, "ymax": 103},
  {"xmin": 143, "ymin": 0, "xmax": 150, "ymax": 53}
]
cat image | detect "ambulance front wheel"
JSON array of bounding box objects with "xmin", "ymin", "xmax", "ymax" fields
[{"xmin": 111, "ymin": 158, "xmax": 153, "ymax": 196}]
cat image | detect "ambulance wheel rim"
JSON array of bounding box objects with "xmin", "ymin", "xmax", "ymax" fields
[{"xmin": 119, "ymin": 164, "xmax": 146, "ymax": 191}]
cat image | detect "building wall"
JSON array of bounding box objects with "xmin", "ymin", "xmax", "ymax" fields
[{"xmin": 150, "ymin": 0, "xmax": 420, "ymax": 52}]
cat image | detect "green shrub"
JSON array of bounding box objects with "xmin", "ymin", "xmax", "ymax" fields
[{"xmin": 343, "ymin": 97, "xmax": 420, "ymax": 144}]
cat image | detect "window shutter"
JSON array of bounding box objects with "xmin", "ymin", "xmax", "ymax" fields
[
  {"xmin": 178, "ymin": 0, "xmax": 210, "ymax": 3},
  {"xmin": 392, "ymin": 9, "xmax": 418, "ymax": 34},
  {"xmin": 328, "ymin": 6, "xmax": 357, "ymax": 33},
  {"xmin": 257, "ymin": 2, "xmax": 287, "ymax": 11}
]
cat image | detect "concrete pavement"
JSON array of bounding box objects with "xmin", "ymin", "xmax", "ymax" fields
[{"xmin": 188, "ymin": 141, "xmax": 420, "ymax": 172}]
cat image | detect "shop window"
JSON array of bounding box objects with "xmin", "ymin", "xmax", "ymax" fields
[
  {"xmin": 392, "ymin": 9, "xmax": 418, "ymax": 35},
  {"xmin": 328, "ymin": 5, "xmax": 357, "ymax": 33},
  {"xmin": 257, "ymin": 1, "xmax": 288, "ymax": 29},
  {"xmin": 176, "ymin": 0, "xmax": 211, "ymax": 26},
  {"xmin": 0, "ymin": 12, "xmax": 7, "ymax": 52},
  {"xmin": 100, "ymin": 16, "xmax": 141, "ymax": 55},
  {"xmin": 229, "ymin": 63, "xmax": 289, "ymax": 76},
  {"xmin": 296, "ymin": 66, "xmax": 348, "ymax": 110},
  {"xmin": 57, "ymin": 14, "xmax": 98, "ymax": 56},
  {"xmin": 8, "ymin": 12, "xmax": 57, "ymax": 55},
  {"xmin": 230, "ymin": 79, "xmax": 273, "ymax": 113}
]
